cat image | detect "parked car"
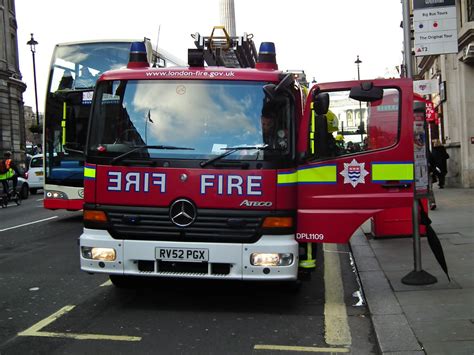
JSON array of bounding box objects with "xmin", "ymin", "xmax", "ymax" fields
[{"xmin": 26, "ymin": 154, "xmax": 43, "ymax": 194}]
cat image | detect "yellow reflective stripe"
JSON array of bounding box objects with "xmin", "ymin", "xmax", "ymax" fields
[
  {"xmin": 84, "ymin": 167, "xmax": 96, "ymax": 179},
  {"xmin": 298, "ymin": 165, "xmax": 337, "ymax": 183},
  {"xmin": 277, "ymin": 171, "xmax": 297, "ymax": 184},
  {"xmin": 372, "ymin": 163, "xmax": 413, "ymax": 181},
  {"xmin": 62, "ymin": 102, "xmax": 67, "ymax": 145},
  {"xmin": 278, "ymin": 165, "xmax": 337, "ymax": 185}
]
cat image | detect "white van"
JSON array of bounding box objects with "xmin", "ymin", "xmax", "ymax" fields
[{"xmin": 26, "ymin": 154, "xmax": 43, "ymax": 194}]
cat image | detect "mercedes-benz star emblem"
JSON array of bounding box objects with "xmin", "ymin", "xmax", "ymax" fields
[{"xmin": 169, "ymin": 199, "xmax": 196, "ymax": 227}]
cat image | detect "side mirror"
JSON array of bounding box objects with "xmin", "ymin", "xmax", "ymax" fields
[
  {"xmin": 263, "ymin": 84, "xmax": 277, "ymax": 100},
  {"xmin": 313, "ymin": 92, "xmax": 329, "ymax": 115},
  {"xmin": 275, "ymin": 73, "xmax": 294, "ymax": 93},
  {"xmin": 349, "ymin": 82, "xmax": 383, "ymax": 102}
]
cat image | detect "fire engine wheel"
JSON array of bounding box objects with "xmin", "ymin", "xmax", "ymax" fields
[{"xmin": 109, "ymin": 275, "xmax": 141, "ymax": 289}]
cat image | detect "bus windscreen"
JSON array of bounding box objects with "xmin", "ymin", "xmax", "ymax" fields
[{"xmin": 44, "ymin": 42, "xmax": 133, "ymax": 187}]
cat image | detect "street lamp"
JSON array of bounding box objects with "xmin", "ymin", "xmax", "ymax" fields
[
  {"xmin": 354, "ymin": 55, "xmax": 362, "ymax": 80},
  {"xmin": 354, "ymin": 55, "xmax": 364, "ymax": 137},
  {"xmin": 27, "ymin": 33, "xmax": 40, "ymax": 127}
]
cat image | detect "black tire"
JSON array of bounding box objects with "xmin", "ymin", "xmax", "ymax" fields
[
  {"xmin": 30, "ymin": 188, "xmax": 38, "ymax": 195},
  {"xmin": 14, "ymin": 192, "xmax": 22, "ymax": 206},
  {"xmin": 20, "ymin": 184, "xmax": 29, "ymax": 200},
  {"xmin": 109, "ymin": 275, "xmax": 142, "ymax": 289}
]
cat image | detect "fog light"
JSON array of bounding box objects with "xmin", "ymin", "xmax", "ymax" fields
[
  {"xmin": 250, "ymin": 253, "xmax": 293, "ymax": 266},
  {"xmin": 82, "ymin": 247, "xmax": 116, "ymax": 261},
  {"xmin": 45, "ymin": 190, "xmax": 68, "ymax": 199}
]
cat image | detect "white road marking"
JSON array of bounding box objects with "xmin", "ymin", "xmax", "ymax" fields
[
  {"xmin": 324, "ymin": 243, "xmax": 352, "ymax": 346},
  {"xmin": 0, "ymin": 216, "xmax": 58, "ymax": 232}
]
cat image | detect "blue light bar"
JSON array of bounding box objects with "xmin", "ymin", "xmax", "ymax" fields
[
  {"xmin": 259, "ymin": 42, "xmax": 276, "ymax": 55},
  {"xmin": 128, "ymin": 41, "xmax": 149, "ymax": 68},
  {"xmin": 256, "ymin": 42, "xmax": 278, "ymax": 70}
]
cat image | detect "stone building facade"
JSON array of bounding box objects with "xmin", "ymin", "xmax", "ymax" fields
[
  {"xmin": 415, "ymin": 0, "xmax": 474, "ymax": 188},
  {"xmin": 0, "ymin": 0, "xmax": 26, "ymax": 161}
]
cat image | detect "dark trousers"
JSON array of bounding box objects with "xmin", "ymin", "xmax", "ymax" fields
[
  {"xmin": 1, "ymin": 176, "xmax": 17, "ymax": 194},
  {"xmin": 437, "ymin": 173, "xmax": 446, "ymax": 188},
  {"xmin": 433, "ymin": 171, "xmax": 446, "ymax": 187}
]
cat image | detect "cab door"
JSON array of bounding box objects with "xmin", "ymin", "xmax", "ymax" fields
[{"xmin": 296, "ymin": 78, "xmax": 414, "ymax": 243}]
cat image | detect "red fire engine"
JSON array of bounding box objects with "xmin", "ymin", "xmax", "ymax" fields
[{"xmin": 80, "ymin": 30, "xmax": 416, "ymax": 287}]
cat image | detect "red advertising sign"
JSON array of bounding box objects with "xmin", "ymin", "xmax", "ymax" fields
[{"xmin": 425, "ymin": 101, "xmax": 435, "ymax": 122}]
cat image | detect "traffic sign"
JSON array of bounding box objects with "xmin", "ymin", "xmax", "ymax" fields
[{"xmin": 413, "ymin": 0, "xmax": 458, "ymax": 56}]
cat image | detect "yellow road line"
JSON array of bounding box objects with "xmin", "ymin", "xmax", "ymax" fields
[
  {"xmin": 100, "ymin": 280, "xmax": 112, "ymax": 287},
  {"xmin": 18, "ymin": 305, "xmax": 141, "ymax": 342},
  {"xmin": 323, "ymin": 244, "xmax": 352, "ymax": 346},
  {"xmin": 21, "ymin": 331, "xmax": 141, "ymax": 342},
  {"xmin": 18, "ymin": 305, "xmax": 75, "ymax": 335},
  {"xmin": 254, "ymin": 344, "xmax": 349, "ymax": 352}
]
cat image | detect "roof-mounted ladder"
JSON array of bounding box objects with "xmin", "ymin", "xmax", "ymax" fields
[{"xmin": 191, "ymin": 26, "xmax": 258, "ymax": 68}]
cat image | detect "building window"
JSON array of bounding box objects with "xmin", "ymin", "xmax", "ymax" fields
[
  {"xmin": 468, "ymin": 0, "xmax": 474, "ymax": 21},
  {"xmin": 346, "ymin": 110, "xmax": 354, "ymax": 127}
]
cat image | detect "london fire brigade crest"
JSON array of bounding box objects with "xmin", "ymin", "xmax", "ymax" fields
[{"xmin": 340, "ymin": 159, "xmax": 369, "ymax": 188}]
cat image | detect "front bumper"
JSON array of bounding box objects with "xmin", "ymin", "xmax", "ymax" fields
[{"xmin": 80, "ymin": 228, "xmax": 299, "ymax": 281}]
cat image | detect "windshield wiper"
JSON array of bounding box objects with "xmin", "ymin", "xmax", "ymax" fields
[
  {"xmin": 64, "ymin": 147, "xmax": 84, "ymax": 155},
  {"xmin": 200, "ymin": 145, "xmax": 276, "ymax": 168},
  {"xmin": 111, "ymin": 145, "xmax": 194, "ymax": 164}
]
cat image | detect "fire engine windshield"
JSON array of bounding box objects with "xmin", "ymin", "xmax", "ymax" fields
[{"xmin": 88, "ymin": 80, "xmax": 292, "ymax": 161}]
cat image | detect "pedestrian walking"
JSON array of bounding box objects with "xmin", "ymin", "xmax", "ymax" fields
[
  {"xmin": 427, "ymin": 149, "xmax": 437, "ymax": 210},
  {"xmin": 431, "ymin": 139, "xmax": 450, "ymax": 189}
]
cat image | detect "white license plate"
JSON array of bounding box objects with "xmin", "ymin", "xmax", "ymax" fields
[{"xmin": 156, "ymin": 247, "xmax": 209, "ymax": 262}]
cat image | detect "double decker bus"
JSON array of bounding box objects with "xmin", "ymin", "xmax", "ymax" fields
[{"xmin": 43, "ymin": 39, "xmax": 184, "ymax": 210}]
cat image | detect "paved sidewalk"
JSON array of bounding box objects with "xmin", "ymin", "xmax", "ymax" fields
[{"xmin": 350, "ymin": 187, "xmax": 474, "ymax": 355}]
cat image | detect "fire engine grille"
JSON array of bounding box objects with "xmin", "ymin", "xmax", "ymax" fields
[{"xmin": 104, "ymin": 206, "xmax": 265, "ymax": 243}]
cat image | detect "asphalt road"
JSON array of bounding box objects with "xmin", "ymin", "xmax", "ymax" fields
[{"xmin": 0, "ymin": 195, "xmax": 378, "ymax": 354}]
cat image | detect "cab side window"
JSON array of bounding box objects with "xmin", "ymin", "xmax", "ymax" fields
[{"xmin": 308, "ymin": 88, "xmax": 400, "ymax": 160}]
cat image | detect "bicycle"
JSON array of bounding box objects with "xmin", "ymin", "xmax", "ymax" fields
[{"xmin": 1, "ymin": 188, "xmax": 21, "ymax": 208}]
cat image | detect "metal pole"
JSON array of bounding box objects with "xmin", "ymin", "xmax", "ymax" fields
[
  {"xmin": 402, "ymin": 0, "xmax": 413, "ymax": 78},
  {"xmin": 27, "ymin": 33, "xmax": 40, "ymax": 127},
  {"xmin": 402, "ymin": 0, "xmax": 419, "ymax": 266},
  {"xmin": 32, "ymin": 50, "xmax": 40, "ymax": 127},
  {"xmin": 402, "ymin": 0, "xmax": 421, "ymax": 272},
  {"xmin": 400, "ymin": 1, "xmax": 437, "ymax": 285},
  {"xmin": 355, "ymin": 55, "xmax": 363, "ymax": 140},
  {"xmin": 412, "ymin": 198, "xmax": 422, "ymax": 272}
]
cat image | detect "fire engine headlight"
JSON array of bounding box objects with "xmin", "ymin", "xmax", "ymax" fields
[
  {"xmin": 250, "ymin": 253, "xmax": 294, "ymax": 266},
  {"xmin": 81, "ymin": 247, "xmax": 116, "ymax": 261},
  {"xmin": 45, "ymin": 190, "xmax": 68, "ymax": 200}
]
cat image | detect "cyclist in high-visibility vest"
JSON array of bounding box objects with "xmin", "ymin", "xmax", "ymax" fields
[{"xmin": 0, "ymin": 151, "xmax": 20, "ymax": 195}]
